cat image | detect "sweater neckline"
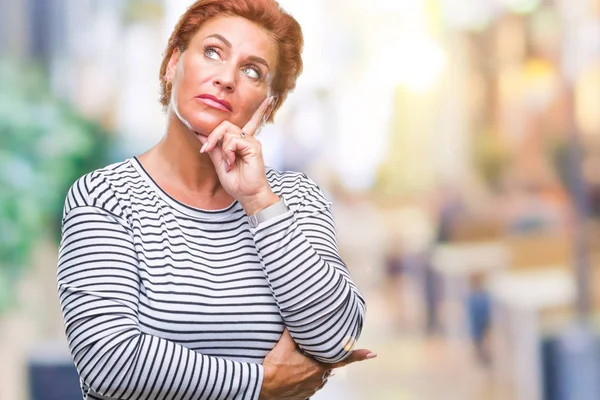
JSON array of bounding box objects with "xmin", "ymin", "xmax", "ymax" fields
[{"xmin": 129, "ymin": 156, "xmax": 242, "ymax": 220}]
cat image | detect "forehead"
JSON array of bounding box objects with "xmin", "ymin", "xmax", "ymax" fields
[{"xmin": 192, "ymin": 15, "xmax": 278, "ymax": 67}]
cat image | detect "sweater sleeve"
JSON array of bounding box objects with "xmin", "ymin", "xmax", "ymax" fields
[
  {"xmin": 57, "ymin": 175, "xmax": 263, "ymax": 400},
  {"xmin": 250, "ymin": 174, "xmax": 366, "ymax": 364}
]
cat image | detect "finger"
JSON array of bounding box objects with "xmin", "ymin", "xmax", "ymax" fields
[
  {"xmin": 197, "ymin": 131, "xmax": 227, "ymax": 170},
  {"xmin": 263, "ymin": 95, "xmax": 278, "ymax": 124},
  {"xmin": 220, "ymin": 134, "xmax": 253, "ymax": 171},
  {"xmin": 327, "ymin": 349, "xmax": 377, "ymax": 369},
  {"xmin": 242, "ymin": 96, "xmax": 273, "ymax": 136},
  {"xmin": 316, "ymin": 378, "xmax": 329, "ymax": 391},
  {"xmin": 200, "ymin": 121, "xmax": 238, "ymax": 153}
]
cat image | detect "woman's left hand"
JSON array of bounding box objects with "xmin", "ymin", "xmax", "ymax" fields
[{"xmin": 198, "ymin": 96, "xmax": 278, "ymax": 215}]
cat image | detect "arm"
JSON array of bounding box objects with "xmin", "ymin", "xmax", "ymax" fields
[
  {"xmin": 251, "ymin": 175, "xmax": 366, "ymax": 364},
  {"xmin": 57, "ymin": 180, "xmax": 263, "ymax": 400}
]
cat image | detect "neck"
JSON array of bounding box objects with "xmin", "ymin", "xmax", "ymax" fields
[{"xmin": 146, "ymin": 110, "xmax": 223, "ymax": 196}]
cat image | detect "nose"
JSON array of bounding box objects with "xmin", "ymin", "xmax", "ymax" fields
[{"xmin": 213, "ymin": 65, "xmax": 236, "ymax": 92}]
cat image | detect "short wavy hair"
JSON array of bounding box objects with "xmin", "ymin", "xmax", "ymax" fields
[{"xmin": 159, "ymin": 0, "xmax": 304, "ymax": 122}]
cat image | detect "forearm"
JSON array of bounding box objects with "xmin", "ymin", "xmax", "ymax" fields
[
  {"xmin": 251, "ymin": 210, "xmax": 365, "ymax": 363},
  {"xmin": 67, "ymin": 317, "xmax": 263, "ymax": 400}
]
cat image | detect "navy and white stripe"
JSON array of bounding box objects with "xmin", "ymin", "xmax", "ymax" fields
[{"xmin": 57, "ymin": 157, "xmax": 365, "ymax": 399}]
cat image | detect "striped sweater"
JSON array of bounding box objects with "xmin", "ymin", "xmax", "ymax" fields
[{"xmin": 56, "ymin": 157, "xmax": 365, "ymax": 400}]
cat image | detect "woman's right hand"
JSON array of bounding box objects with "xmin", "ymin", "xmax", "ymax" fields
[{"xmin": 259, "ymin": 329, "xmax": 375, "ymax": 400}]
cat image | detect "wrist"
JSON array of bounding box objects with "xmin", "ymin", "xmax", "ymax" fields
[
  {"xmin": 258, "ymin": 364, "xmax": 275, "ymax": 400},
  {"xmin": 240, "ymin": 189, "xmax": 279, "ymax": 216}
]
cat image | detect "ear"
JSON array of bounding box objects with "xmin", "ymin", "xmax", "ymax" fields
[{"xmin": 165, "ymin": 48, "xmax": 181, "ymax": 81}]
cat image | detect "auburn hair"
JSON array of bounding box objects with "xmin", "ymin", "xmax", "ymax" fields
[{"xmin": 159, "ymin": 0, "xmax": 303, "ymax": 122}]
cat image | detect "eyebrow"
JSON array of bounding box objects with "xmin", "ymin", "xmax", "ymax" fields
[{"xmin": 205, "ymin": 34, "xmax": 271, "ymax": 70}]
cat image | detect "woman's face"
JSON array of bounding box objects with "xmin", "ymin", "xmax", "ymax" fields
[{"xmin": 166, "ymin": 15, "xmax": 278, "ymax": 137}]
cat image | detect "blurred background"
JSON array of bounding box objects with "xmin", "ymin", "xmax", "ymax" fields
[{"xmin": 1, "ymin": 0, "xmax": 600, "ymax": 399}]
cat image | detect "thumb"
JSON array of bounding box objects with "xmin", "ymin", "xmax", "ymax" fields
[{"xmin": 328, "ymin": 349, "xmax": 377, "ymax": 369}]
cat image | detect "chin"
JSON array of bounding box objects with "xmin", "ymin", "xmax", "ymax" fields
[
  {"xmin": 174, "ymin": 107, "xmax": 222, "ymax": 136},
  {"xmin": 189, "ymin": 117, "xmax": 223, "ymax": 136}
]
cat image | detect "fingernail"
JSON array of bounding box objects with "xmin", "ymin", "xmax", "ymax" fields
[
  {"xmin": 366, "ymin": 353, "xmax": 377, "ymax": 359},
  {"xmin": 200, "ymin": 143, "xmax": 208, "ymax": 153}
]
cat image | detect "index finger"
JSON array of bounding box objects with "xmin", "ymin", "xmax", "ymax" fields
[{"xmin": 242, "ymin": 96, "xmax": 273, "ymax": 136}]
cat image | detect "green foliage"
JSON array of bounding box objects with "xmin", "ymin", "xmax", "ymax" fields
[{"xmin": 0, "ymin": 61, "xmax": 111, "ymax": 314}]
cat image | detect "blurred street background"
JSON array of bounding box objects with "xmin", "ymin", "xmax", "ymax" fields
[{"xmin": 1, "ymin": 0, "xmax": 600, "ymax": 399}]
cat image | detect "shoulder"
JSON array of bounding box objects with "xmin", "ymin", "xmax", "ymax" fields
[
  {"xmin": 63, "ymin": 159, "xmax": 136, "ymax": 219},
  {"xmin": 265, "ymin": 166, "xmax": 332, "ymax": 214}
]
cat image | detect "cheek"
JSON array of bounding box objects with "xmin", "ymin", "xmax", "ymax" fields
[
  {"xmin": 239, "ymin": 94, "xmax": 267, "ymax": 121},
  {"xmin": 171, "ymin": 83, "xmax": 189, "ymax": 114},
  {"xmin": 178, "ymin": 55, "xmax": 211, "ymax": 89}
]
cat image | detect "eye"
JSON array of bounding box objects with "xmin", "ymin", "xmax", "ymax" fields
[
  {"xmin": 204, "ymin": 46, "xmax": 221, "ymax": 61},
  {"xmin": 242, "ymin": 65, "xmax": 262, "ymax": 80}
]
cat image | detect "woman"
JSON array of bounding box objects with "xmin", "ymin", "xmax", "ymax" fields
[{"xmin": 57, "ymin": 1, "xmax": 374, "ymax": 399}]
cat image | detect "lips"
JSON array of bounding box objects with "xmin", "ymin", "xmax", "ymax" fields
[{"xmin": 195, "ymin": 94, "xmax": 232, "ymax": 112}]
